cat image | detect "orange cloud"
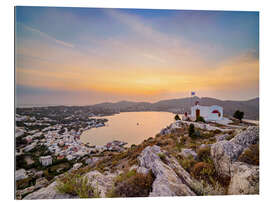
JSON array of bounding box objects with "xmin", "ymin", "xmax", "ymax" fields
[{"xmin": 15, "ymin": 15, "xmax": 258, "ymax": 100}]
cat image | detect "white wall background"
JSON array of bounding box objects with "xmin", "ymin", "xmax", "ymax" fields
[{"xmin": 1, "ymin": 0, "xmax": 270, "ymax": 203}]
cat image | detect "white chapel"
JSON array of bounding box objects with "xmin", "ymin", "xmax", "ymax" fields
[{"xmin": 190, "ymin": 101, "xmax": 223, "ymax": 121}]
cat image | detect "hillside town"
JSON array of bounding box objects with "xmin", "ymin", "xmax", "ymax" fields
[
  {"xmin": 15, "ymin": 103, "xmax": 259, "ymax": 199},
  {"xmin": 15, "ymin": 107, "xmax": 128, "ymax": 199}
]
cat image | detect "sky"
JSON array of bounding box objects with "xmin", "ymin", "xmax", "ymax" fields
[{"xmin": 15, "ymin": 7, "xmax": 259, "ymax": 106}]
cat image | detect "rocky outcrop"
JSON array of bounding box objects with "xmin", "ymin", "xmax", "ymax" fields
[
  {"xmin": 180, "ymin": 148, "xmax": 197, "ymax": 159},
  {"xmin": 216, "ymin": 134, "xmax": 231, "ymax": 142},
  {"xmin": 71, "ymin": 163, "xmax": 83, "ymax": 171},
  {"xmin": 230, "ymin": 126, "xmax": 259, "ymax": 148},
  {"xmin": 35, "ymin": 177, "xmax": 49, "ymax": 190},
  {"xmin": 210, "ymin": 140, "xmax": 244, "ymax": 177},
  {"xmin": 16, "ymin": 169, "xmax": 28, "ymax": 181},
  {"xmin": 137, "ymin": 166, "xmax": 150, "ymax": 175},
  {"xmin": 228, "ymin": 162, "xmax": 259, "ymax": 195},
  {"xmin": 137, "ymin": 145, "xmax": 200, "ymax": 196},
  {"xmin": 84, "ymin": 170, "xmax": 117, "ymax": 197},
  {"xmin": 210, "ymin": 126, "xmax": 259, "ymax": 178},
  {"xmin": 159, "ymin": 121, "xmax": 185, "ymax": 135},
  {"xmin": 23, "ymin": 170, "xmax": 117, "ymax": 199},
  {"xmin": 23, "ymin": 181, "xmax": 76, "ymax": 199},
  {"xmin": 17, "ymin": 177, "xmax": 50, "ymax": 199},
  {"xmin": 175, "ymin": 120, "xmax": 232, "ymax": 132}
]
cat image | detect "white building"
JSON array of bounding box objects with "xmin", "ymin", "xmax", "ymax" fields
[
  {"xmin": 191, "ymin": 101, "xmax": 223, "ymax": 121},
  {"xmin": 39, "ymin": 155, "xmax": 52, "ymax": 166}
]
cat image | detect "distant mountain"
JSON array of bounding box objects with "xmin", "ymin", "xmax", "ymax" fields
[{"xmin": 89, "ymin": 97, "xmax": 259, "ymax": 120}]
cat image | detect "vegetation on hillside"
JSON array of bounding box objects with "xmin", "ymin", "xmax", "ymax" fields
[
  {"xmin": 174, "ymin": 114, "xmax": 181, "ymax": 121},
  {"xmin": 233, "ymin": 110, "xmax": 244, "ymax": 121}
]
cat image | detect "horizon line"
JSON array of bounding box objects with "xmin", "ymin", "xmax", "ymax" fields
[{"xmin": 16, "ymin": 95, "xmax": 259, "ymax": 108}]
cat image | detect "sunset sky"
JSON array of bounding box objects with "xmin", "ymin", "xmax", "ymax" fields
[{"xmin": 15, "ymin": 7, "xmax": 259, "ymax": 106}]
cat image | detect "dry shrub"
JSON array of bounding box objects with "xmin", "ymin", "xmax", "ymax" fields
[
  {"xmin": 197, "ymin": 146, "xmax": 211, "ymax": 163},
  {"xmin": 225, "ymin": 134, "xmax": 235, "ymax": 141},
  {"xmin": 238, "ymin": 143, "xmax": 259, "ymax": 165},
  {"xmin": 113, "ymin": 170, "xmax": 154, "ymax": 197},
  {"xmin": 179, "ymin": 155, "xmax": 197, "ymax": 173},
  {"xmin": 191, "ymin": 162, "xmax": 215, "ymax": 185},
  {"xmin": 56, "ymin": 173, "xmax": 100, "ymax": 198},
  {"xmin": 213, "ymin": 129, "xmax": 222, "ymax": 134},
  {"xmin": 16, "ymin": 176, "xmax": 35, "ymax": 190}
]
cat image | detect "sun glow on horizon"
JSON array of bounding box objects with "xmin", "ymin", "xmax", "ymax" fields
[{"xmin": 15, "ymin": 7, "xmax": 259, "ymax": 105}]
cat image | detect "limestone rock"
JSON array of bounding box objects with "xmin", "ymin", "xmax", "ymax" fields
[
  {"xmin": 180, "ymin": 148, "xmax": 197, "ymax": 159},
  {"xmin": 211, "ymin": 140, "xmax": 244, "ymax": 177},
  {"xmin": 84, "ymin": 170, "xmax": 116, "ymax": 198},
  {"xmin": 228, "ymin": 162, "xmax": 259, "ymax": 195},
  {"xmin": 129, "ymin": 165, "xmax": 138, "ymax": 171},
  {"xmin": 230, "ymin": 126, "xmax": 259, "ymax": 148},
  {"xmin": 23, "ymin": 181, "xmax": 75, "ymax": 199},
  {"xmin": 35, "ymin": 177, "xmax": 49, "ymax": 190},
  {"xmin": 176, "ymin": 120, "xmax": 232, "ymax": 132},
  {"xmin": 137, "ymin": 145, "xmax": 196, "ymax": 196},
  {"xmin": 16, "ymin": 169, "xmax": 28, "ymax": 181},
  {"xmin": 16, "ymin": 186, "xmax": 35, "ymax": 199},
  {"xmin": 216, "ymin": 134, "xmax": 231, "ymax": 142},
  {"xmin": 136, "ymin": 166, "xmax": 149, "ymax": 174},
  {"xmin": 166, "ymin": 155, "xmax": 204, "ymax": 195},
  {"xmin": 198, "ymin": 143, "xmax": 212, "ymax": 149},
  {"xmin": 72, "ymin": 163, "xmax": 82, "ymax": 171},
  {"xmin": 211, "ymin": 126, "xmax": 259, "ymax": 178}
]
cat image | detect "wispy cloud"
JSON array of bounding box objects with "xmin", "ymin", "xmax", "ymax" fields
[
  {"xmin": 21, "ymin": 23, "xmax": 74, "ymax": 48},
  {"xmin": 15, "ymin": 7, "xmax": 259, "ymax": 104}
]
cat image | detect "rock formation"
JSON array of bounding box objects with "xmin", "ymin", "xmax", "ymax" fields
[
  {"xmin": 137, "ymin": 145, "xmax": 200, "ymax": 196},
  {"xmin": 210, "ymin": 126, "xmax": 259, "ymax": 194}
]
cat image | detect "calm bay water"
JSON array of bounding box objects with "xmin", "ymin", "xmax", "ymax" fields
[{"xmin": 80, "ymin": 112, "xmax": 174, "ymax": 146}]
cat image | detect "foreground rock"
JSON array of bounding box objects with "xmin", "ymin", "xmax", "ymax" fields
[
  {"xmin": 16, "ymin": 169, "xmax": 28, "ymax": 181},
  {"xmin": 210, "ymin": 126, "xmax": 259, "ymax": 178},
  {"xmin": 210, "ymin": 140, "xmax": 244, "ymax": 177},
  {"xmin": 23, "ymin": 181, "xmax": 76, "ymax": 199},
  {"xmin": 228, "ymin": 162, "xmax": 259, "ymax": 195},
  {"xmin": 180, "ymin": 148, "xmax": 197, "ymax": 159},
  {"xmin": 84, "ymin": 170, "xmax": 117, "ymax": 197},
  {"xmin": 137, "ymin": 145, "xmax": 198, "ymax": 196},
  {"xmin": 230, "ymin": 126, "xmax": 259, "ymax": 148},
  {"xmin": 216, "ymin": 134, "xmax": 231, "ymax": 142}
]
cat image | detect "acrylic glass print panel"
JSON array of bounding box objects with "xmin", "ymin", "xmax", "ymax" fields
[{"xmin": 15, "ymin": 6, "xmax": 259, "ymax": 199}]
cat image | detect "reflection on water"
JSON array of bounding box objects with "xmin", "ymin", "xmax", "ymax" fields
[{"xmin": 80, "ymin": 111, "xmax": 174, "ymax": 146}]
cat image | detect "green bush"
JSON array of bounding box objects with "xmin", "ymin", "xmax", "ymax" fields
[
  {"xmin": 115, "ymin": 170, "xmax": 136, "ymax": 183},
  {"xmin": 233, "ymin": 110, "xmax": 244, "ymax": 121},
  {"xmin": 225, "ymin": 134, "xmax": 235, "ymax": 141},
  {"xmin": 196, "ymin": 116, "xmax": 205, "ymax": 123},
  {"xmin": 174, "ymin": 114, "xmax": 181, "ymax": 121},
  {"xmin": 158, "ymin": 153, "xmax": 167, "ymax": 163},
  {"xmin": 193, "ymin": 130, "xmax": 201, "ymax": 137},
  {"xmin": 16, "ymin": 177, "xmax": 35, "ymax": 190},
  {"xmin": 189, "ymin": 124, "xmax": 195, "ymax": 137},
  {"xmin": 188, "ymin": 124, "xmax": 202, "ymax": 138},
  {"xmin": 179, "ymin": 155, "xmax": 197, "ymax": 173}
]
